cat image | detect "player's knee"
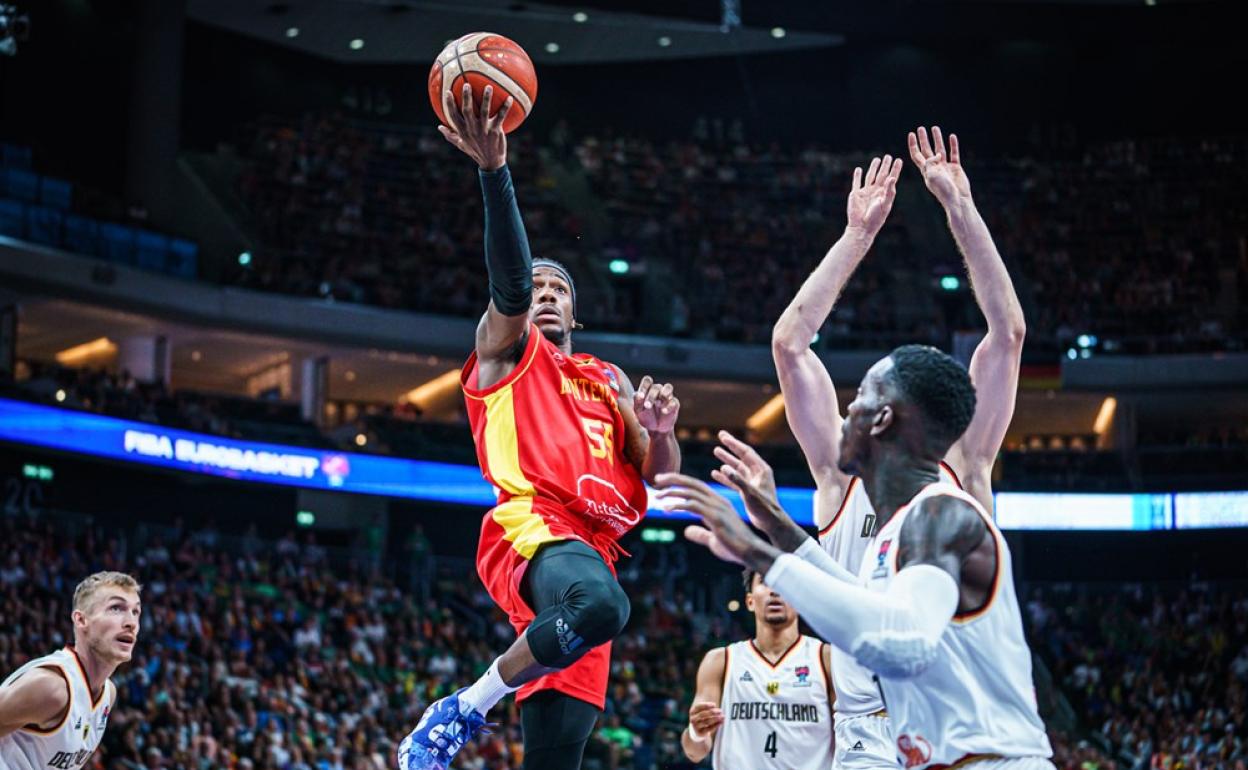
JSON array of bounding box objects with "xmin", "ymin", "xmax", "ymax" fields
[{"xmin": 573, "ymin": 578, "xmax": 630, "ymax": 644}]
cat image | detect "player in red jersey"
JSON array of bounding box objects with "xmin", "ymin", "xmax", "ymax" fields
[{"xmin": 398, "ymin": 85, "xmax": 683, "ymax": 770}]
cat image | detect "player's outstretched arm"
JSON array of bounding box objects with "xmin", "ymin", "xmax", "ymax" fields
[
  {"xmin": 0, "ymin": 667, "xmax": 70, "ymax": 738},
  {"xmin": 909, "ymin": 127, "xmax": 1025, "ymax": 511},
  {"xmin": 438, "ymin": 83, "xmax": 531, "ymax": 371},
  {"xmin": 662, "ymin": 473, "xmax": 976, "ymax": 680},
  {"xmin": 772, "ymin": 156, "xmax": 902, "ymax": 529},
  {"xmin": 615, "ymin": 369, "xmax": 681, "ymax": 484},
  {"xmin": 709, "ymin": 431, "xmax": 855, "ymax": 581},
  {"xmin": 682, "ymin": 647, "xmax": 727, "ymax": 763}
]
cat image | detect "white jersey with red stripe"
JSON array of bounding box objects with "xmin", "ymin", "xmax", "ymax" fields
[
  {"xmin": 0, "ymin": 647, "xmax": 116, "ymax": 770},
  {"xmin": 818, "ymin": 463, "xmax": 960, "ymax": 719},
  {"xmin": 711, "ymin": 635, "xmax": 834, "ymax": 770},
  {"xmin": 859, "ymin": 482, "xmax": 1052, "ymax": 770}
]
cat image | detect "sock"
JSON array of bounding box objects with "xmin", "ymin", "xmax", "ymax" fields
[{"xmin": 458, "ymin": 658, "xmax": 518, "ymax": 717}]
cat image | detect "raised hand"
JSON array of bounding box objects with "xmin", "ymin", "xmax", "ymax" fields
[
  {"xmin": 846, "ymin": 154, "xmax": 903, "ymax": 237},
  {"xmin": 654, "ymin": 473, "xmax": 764, "ymax": 566},
  {"xmin": 438, "ymin": 83, "xmax": 513, "ymax": 171},
  {"xmin": 711, "ymin": 431, "xmax": 809, "ymax": 553},
  {"xmin": 908, "ymin": 126, "xmax": 972, "ymax": 209},
  {"xmin": 634, "ymin": 376, "xmax": 680, "ymax": 434},
  {"xmin": 711, "ymin": 431, "xmax": 779, "ymax": 523}
]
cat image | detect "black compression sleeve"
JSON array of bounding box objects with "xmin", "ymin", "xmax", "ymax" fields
[{"xmin": 479, "ymin": 164, "xmax": 533, "ymax": 316}]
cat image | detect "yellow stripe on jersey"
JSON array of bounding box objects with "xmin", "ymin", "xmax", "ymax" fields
[
  {"xmin": 481, "ymin": 384, "xmax": 535, "ymax": 497},
  {"xmin": 490, "ymin": 497, "xmax": 559, "ymax": 560},
  {"xmin": 480, "ymin": 384, "xmax": 560, "ymax": 559}
]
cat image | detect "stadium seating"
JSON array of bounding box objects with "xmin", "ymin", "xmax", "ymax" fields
[
  {"xmin": 227, "ymin": 115, "xmax": 1246, "ymax": 354},
  {"xmin": 0, "ymin": 143, "xmax": 196, "ymax": 280},
  {"xmin": 2, "ymin": 508, "xmax": 1243, "ymax": 770}
]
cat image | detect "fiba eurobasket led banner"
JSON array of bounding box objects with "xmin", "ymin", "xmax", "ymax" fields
[{"xmin": 0, "ymin": 397, "xmax": 1243, "ymax": 529}]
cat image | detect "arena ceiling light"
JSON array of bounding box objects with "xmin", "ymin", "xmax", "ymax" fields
[
  {"xmin": 402, "ymin": 369, "xmax": 462, "ymax": 411},
  {"xmin": 1093, "ymin": 396, "xmax": 1117, "ymax": 435},
  {"xmin": 745, "ymin": 393, "xmax": 785, "ymax": 434},
  {"xmin": 186, "ymin": 0, "xmax": 842, "ymax": 65},
  {"xmin": 55, "ymin": 337, "xmax": 116, "ymax": 366}
]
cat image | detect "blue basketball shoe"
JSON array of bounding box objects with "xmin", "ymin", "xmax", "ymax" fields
[{"xmin": 397, "ymin": 688, "xmax": 490, "ymax": 770}]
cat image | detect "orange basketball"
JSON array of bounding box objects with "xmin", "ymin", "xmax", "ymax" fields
[{"xmin": 429, "ymin": 33, "xmax": 537, "ymax": 135}]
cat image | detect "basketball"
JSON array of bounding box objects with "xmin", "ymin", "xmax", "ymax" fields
[{"xmin": 429, "ymin": 32, "xmax": 537, "ymax": 135}]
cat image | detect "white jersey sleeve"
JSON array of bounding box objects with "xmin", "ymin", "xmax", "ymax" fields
[{"xmin": 0, "ymin": 647, "xmax": 115, "ymax": 770}]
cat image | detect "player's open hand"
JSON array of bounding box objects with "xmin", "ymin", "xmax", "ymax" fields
[
  {"xmin": 710, "ymin": 430, "xmax": 789, "ymax": 533},
  {"xmin": 846, "ymin": 154, "xmax": 903, "ymax": 237},
  {"xmin": 438, "ymin": 83, "xmax": 512, "ymax": 171},
  {"xmin": 908, "ymin": 126, "xmax": 972, "ymax": 210},
  {"xmin": 688, "ymin": 701, "xmax": 725, "ymax": 739},
  {"xmin": 634, "ymin": 376, "xmax": 680, "ymax": 434},
  {"xmin": 654, "ymin": 473, "xmax": 761, "ymax": 565}
]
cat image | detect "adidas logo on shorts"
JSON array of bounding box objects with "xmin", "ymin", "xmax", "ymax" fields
[{"xmin": 851, "ymin": 741, "xmax": 866, "ymax": 751}]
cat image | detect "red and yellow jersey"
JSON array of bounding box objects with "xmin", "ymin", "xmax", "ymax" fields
[{"xmin": 462, "ymin": 324, "xmax": 649, "ymax": 570}]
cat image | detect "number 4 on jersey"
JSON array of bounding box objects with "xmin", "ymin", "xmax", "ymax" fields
[{"xmin": 764, "ymin": 730, "xmax": 778, "ymax": 758}]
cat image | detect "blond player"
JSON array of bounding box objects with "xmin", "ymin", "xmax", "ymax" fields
[
  {"xmin": 721, "ymin": 128, "xmax": 1024, "ymax": 769},
  {"xmin": 0, "ymin": 572, "xmax": 141, "ymax": 770},
  {"xmin": 682, "ymin": 569, "xmax": 833, "ymax": 770}
]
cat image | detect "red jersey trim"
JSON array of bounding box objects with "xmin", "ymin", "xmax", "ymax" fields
[
  {"xmin": 819, "ymin": 464, "xmax": 957, "ymax": 540},
  {"xmin": 68, "ymin": 645, "xmax": 105, "ymax": 708},
  {"xmin": 939, "ymin": 460, "xmax": 963, "ymax": 490},
  {"xmin": 817, "ymin": 642, "xmax": 834, "ymax": 709},
  {"xmin": 746, "ymin": 636, "xmax": 803, "ymax": 670},
  {"xmin": 886, "ymin": 490, "xmax": 1001, "ymax": 624},
  {"xmin": 817, "ymin": 477, "xmax": 858, "ymax": 538},
  {"xmin": 17, "ymin": 665, "xmax": 71, "ymax": 735},
  {"xmin": 461, "ymin": 323, "xmax": 543, "ymax": 400},
  {"xmin": 952, "ymin": 506, "xmax": 1003, "ymax": 624}
]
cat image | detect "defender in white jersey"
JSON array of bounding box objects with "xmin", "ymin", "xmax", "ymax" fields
[
  {"xmin": 816, "ymin": 463, "xmax": 958, "ymax": 770},
  {"xmin": 662, "ymin": 342, "xmax": 1054, "ymax": 770},
  {"xmin": 861, "ymin": 481, "xmax": 1050, "ymax": 770},
  {"xmin": 733, "ymin": 126, "xmax": 1027, "ymax": 770},
  {"xmin": 0, "ymin": 571, "xmax": 141, "ymax": 770},
  {"xmin": 682, "ymin": 570, "xmax": 833, "ymax": 770}
]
